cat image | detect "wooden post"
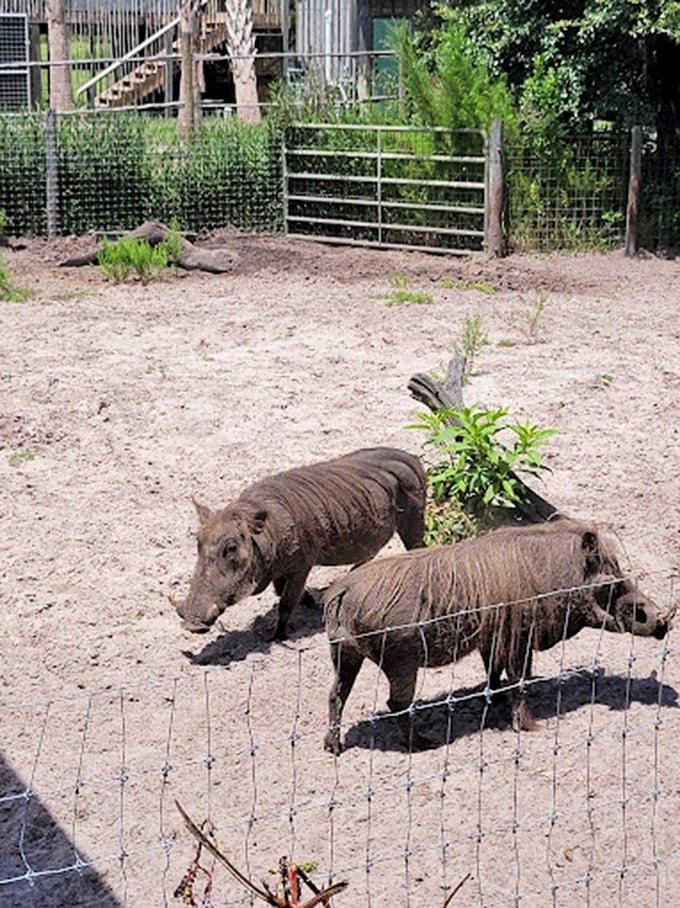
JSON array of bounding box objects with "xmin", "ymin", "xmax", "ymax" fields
[
  {"xmin": 29, "ymin": 24, "xmax": 42, "ymax": 108},
  {"xmin": 625, "ymin": 125, "xmax": 642, "ymax": 257},
  {"xmin": 178, "ymin": 0, "xmax": 201, "ymax": 140},
  {"xmin": 487, "ymin": 119, "xmax": 504, "ymax": 258},
  {"xmin": 164, "ymin": 29, "xmax": 174, "ymax": 114}
]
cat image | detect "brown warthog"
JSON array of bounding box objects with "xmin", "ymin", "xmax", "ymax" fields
[
  {"xmin": 323, "ymin": 520, "xmax": 674, "ymax": 754},
  {"xmin": 176, "ymin": 447, "xmax": 426, "ymax": 639}
]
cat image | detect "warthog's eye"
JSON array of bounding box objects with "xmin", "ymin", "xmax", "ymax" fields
[{"xmin": 221, "ymin": 538, "xmax": 239, "ymax": 560}]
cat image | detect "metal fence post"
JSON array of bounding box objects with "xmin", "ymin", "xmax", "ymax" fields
[
  {"xmin": 45, "ymin": 108, "xmax": 59, "ymax": 238},
  {"xmin": 487, "ymin": 119, "xmax": 504, "ymax": 257},
  {"xmin": 625, "ymin": 125, "xmax": 642, "ymax": 256}
]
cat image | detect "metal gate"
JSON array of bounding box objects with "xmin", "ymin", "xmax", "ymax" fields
[
  {"xmin": 283, "ymin": 122, "xmax": 487, "ymax": 255},
  {"xmin": 0, "ymin": 13, "xmax": 29, "ymax": 110}
]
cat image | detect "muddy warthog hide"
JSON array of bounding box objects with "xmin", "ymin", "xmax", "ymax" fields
[
  {"xmin": 323, "ymin": 520, "xmax": 674, "ymax": 754},
  {"xmin": 176, "ymin": 447, "xmax": 426, "ymax": 640}
]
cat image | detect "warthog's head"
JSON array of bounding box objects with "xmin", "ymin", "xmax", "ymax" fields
[
  {"xmin": 581, "ymin": 531, "xmax": 676, "ymax": 639},
  {"xmin": 176, "ymin": 499, "xmax": 268, "ymax": 633},
  {"xmin": 590, "ymin": 578, "xmax": 675, "ymax": 639}
]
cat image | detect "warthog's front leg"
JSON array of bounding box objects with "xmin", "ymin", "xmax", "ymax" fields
[{"xmin": 273, "ymin": 569, "xmax": 309, "ymax": 640}]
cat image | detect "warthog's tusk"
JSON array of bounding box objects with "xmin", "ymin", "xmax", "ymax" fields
[
  {"xmin": 168, "ymin": 593, "xmax": 178, "ymax": 608},
  {"xmin": 659, "ymin": 601, "xmax": 679, "ymax": 625}
]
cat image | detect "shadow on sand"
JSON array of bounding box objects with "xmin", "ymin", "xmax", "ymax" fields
[
  {"xmin": 0, "ymin": 755, "xmax": 121, "ymax": 908},
  {"xmin": 342, "ymin": 668, "xmax": 678, "ymax": 753},
  {"xmin": 182, "ymin": 590, "xmax": 326, "ymax": 666}
]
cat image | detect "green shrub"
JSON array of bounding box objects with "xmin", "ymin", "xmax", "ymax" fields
[
  {"xmin": 0, "ymin": 253, "xmax": 32, "ymax": 302},
  {"xmin": 98, "ymin": 234, "xmax": 177, "ymax": 284},
  {"xmin": 411, "ymin": 404, "xmax": 558, "ymax": 543}
]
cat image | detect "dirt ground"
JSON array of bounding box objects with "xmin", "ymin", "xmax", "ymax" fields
[{"xmin": 1, "ymin": 233, "xmax": 679, "ymax": 908}]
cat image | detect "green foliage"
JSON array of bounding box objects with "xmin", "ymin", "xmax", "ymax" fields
[
  {"xmin": 0, "ymin": 112, "xmax": 282, "ymax": 238},
  {"xmin": 411, "ymin": 404, "xmax": 558, "ymax": 540},
  {"xmin": 98, "ymin": 233, "xmax": 178, "ymax": 284},
  {"xmin": 8, "ymin": 450, "xmax": 36, "ymax": 467},
  {"xmin": 454, "ymin": 313, "xmax": 489, "ymax": 378},
  {"xmin": 148, "ymin": 117, "xmax": 282, "ymax": 232},
  {"xmin": 0, "ymin": 253, "xmax": 32, "ymax": 302},
  {"xmin": 58, "ymin": 113, "xmax": 153, "ymax": 235},
  {"xmin": 0, "ymin": 113, "xmax": 47, "ymax": 235},
  {"xmin": 378, "ymin": 274, "xmax": 433, "ymax": 306},
  {"xmin": 384, "ymin": 18, "xmax": 518, "ymax": 133}
]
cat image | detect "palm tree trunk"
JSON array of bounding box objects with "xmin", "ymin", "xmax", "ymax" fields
[
  {"xmin": 178, "ymin": 0, "xmax": 203, "ymax": 140},
  {"xmin": 226, "ymin": 0, "xmax": 261, "ymax": 125},
  {"xmin": 46, "ymin": 0, "xmax": 74, "ymax": 110}
]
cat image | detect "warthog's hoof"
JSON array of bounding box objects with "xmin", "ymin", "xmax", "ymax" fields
[{"xmin": 324, "ymin": 730, "xmax": 343, "ymax": 756}]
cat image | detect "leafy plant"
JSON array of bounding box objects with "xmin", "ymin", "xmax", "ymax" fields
[
  {"xmin": 8, "ymin": 450, "xmax": 36, "ymax": 467},
  {"xmin": 379, "ymin": 276, "xmax": 433, "ymax": 306},
  {"xmin": 382, "ymin": 289, "xmax": 433, "ymax": 306},
  {"xmin": 410, "ymin": 404, "xmax": 558, "ymax": 541},
  {"xmin": 454, "ymin": 313, "xmax": 489, "ymax": 378},
  {"xmin": 98, "ymin": 234, "xmax": 179, "ymax": 284},
  {"xmin": 501, "ymin": 291, "xmax": 548, "ymax": 344},
  {"xmin": 0, "ymin": 254, "xmax": 32, "ymax": 302}
]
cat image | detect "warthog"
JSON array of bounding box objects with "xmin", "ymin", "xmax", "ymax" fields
[
  {"xmin": 323, "ymin": 520, "xmax": 674, "ymax": 754},
  {"xmin": 176, "ymin": 447, "xmax": 426, "ymax": 640}
]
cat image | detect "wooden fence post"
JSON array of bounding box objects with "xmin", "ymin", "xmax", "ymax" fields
[
  {"xmin": 625, "ymin": 125, "xmax": 642, "ymax": 256},
  {"xmin": 487, "ymin": 119, "xmax": 504, "ymax": 257}
]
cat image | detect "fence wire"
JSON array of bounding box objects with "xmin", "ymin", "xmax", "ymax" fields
[
  {"xmin": 0, "ymin": 107, "xmax": 678, "ymax": 252},
  {"xmin": 1, "ymin": 575, "xmax": 679, "ymax": 908},
  {"xmin": 0, "ymin": 106, "xmax": 283, "ymax": 237},
  {"xmin": 504, "ymin": 133, "xmax": 631, "ymax": 254}
]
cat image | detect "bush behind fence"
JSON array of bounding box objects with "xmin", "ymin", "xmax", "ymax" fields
[{"xmin": 0, "ymin": 108, "xmax": 677, "ymax": 253}]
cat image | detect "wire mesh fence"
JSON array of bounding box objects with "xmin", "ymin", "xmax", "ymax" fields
[
  {"xmin": 1, "ymin": 575, "xmax": 679, "ymax": 908},
  {"xmin": 639, "ymin": 135, "xmax": 680, "ymax": 253},
  {"xmin": 0, "ymin": 106, "xmax": 284, "ymax": 237},
  {"xmin": 504, "ymin": 132, "xmax": 631, "ymax": 254},
  {"xmin": 0, "ymin": 105, "xmax": 678, "ymax": 253}
]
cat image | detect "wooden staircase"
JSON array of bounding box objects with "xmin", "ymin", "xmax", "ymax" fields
[{"xmin": 96, "ymin": 15, "xmax": 230, "ymax": 109}]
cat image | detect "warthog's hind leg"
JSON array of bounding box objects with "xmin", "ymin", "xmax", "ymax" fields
[
  {"xmin": 385, "ymin": 661, "xmax": 436, "ymax": 750},
  {"xmin": 395, "ymin": 487, "xmax": 426, "ymax": 551},
  {"xmin": 325, "ymin": 640, "xmax": 363, "ymax": 756}
]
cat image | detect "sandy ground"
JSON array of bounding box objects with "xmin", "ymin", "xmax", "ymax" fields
[{"xmin": 1, "ymin": 234, "xmax": 679, "ymax": 908}]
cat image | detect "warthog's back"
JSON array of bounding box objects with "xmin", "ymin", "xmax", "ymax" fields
[{"xmin": 241, "ymin": 446, "xmax": 426, "ymax": 565}]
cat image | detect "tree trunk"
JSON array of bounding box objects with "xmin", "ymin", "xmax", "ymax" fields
[
  {"xmin": 46, "ymin": 0, "xmax": 74, "ymax": 110},
  {"xmin": 178, "ymin": 0, "xmax": 203, "ymax": 140},
  {"xmin": 226, "ymin": 0, "xmax": 261, "ymax": 125}
]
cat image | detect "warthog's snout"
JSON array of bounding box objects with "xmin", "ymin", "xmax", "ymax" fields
[
  {"xmin": 170, "ymin": 594, "xmax": 221, "ymax": 633},
  {"xmin": 654, "ymin": 600, "xmax": 677, "ymax": 640}
]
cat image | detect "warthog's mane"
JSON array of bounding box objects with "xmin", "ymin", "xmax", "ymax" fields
[{"xmin": 329, "ymin": 520, "xmax": 626, "ymax": 637}]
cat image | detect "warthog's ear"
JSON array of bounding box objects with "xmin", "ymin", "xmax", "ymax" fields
[
  {"xmin": 581, "ymin": 530, "xmax": 601, "ymax": 571},
  {"xmin": 249, "ymin": 509, "xmax": 268, "ymax": 534},
  {"xmin": 581, "ymin": 530, "xmax": 599, "ymax": 556},
  {"xmin": 192, "ymin": 496, "xmax": 213, "ymax": 525}
]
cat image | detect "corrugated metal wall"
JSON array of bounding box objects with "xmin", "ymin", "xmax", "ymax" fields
[{"xmin": 295, "ymin": 0, "xmax": 359, "ymax": 84}]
